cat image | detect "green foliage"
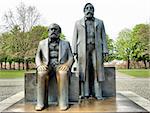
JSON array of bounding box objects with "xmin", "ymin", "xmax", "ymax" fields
[
  {"xmin": 115, "ymin": 28, "xmax": 132, "ymax": 60},
  {"xmin": 0, "ymin": 25, "xmax": 48, "ymax": 62},
  {"xmin": 105, "ymin": 35, "xmax": 115, "ymax": 61},
  {"xmin": 60, "ymin": 33, "xmax": 66, "ymax": 40},
  {"xmin": 115, "ymin": 24, "xmax": 150, "ymax": 69},
  {"xmin": 131, "ymin": 24, "xmax": 150, "ymax": 62},
  {"xmin": 6, "ymin": 56, "xmax": 13, "ymax": 63},
  {"xmin": 30, "ymin": 25, "xmax": 48, "ymax": 40},
  {"xmin": 26, "ymin": 57, "xmax": 35, "ymax": 63},
  {"xmin": 0, "ymin": 56, "xmax": 7, "ymax": 62}
]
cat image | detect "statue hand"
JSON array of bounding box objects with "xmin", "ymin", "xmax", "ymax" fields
[
  {"xmin": 37, "ymin": 64, "xmax": 48, "ymax": 72},
  {"xmin": 103, "ymin": 53, "xmax": 109, "ymax": 62},
  {"xmin": 103, "ymin": 53, "xmax": 109, "ymax": 58},
  {"xmin": 57, "ymin": 64, "xmax": 69, "ymax": 71}
]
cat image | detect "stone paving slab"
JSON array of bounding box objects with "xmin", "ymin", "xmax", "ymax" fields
[
  {"xmin": 119, "ymin": 91, "xmax": 150, "ymax": 112},
  {"xmin": 0, "ymin": 79, "xmax": 24, "ymax": 86},
  {"xmin": 0, "ymin": 79, "xmax": 24, "ymax": 102},
  {"xmin": 116, "ymin": 71, "xmax": 150, "ymax": 101},
  {"xmin": 0, "ymin": 91, "xmax": 24, "ymax": 112},
  {"xmin": 1, "ymin": 92, "xmax": 148, "ymax": 113}
]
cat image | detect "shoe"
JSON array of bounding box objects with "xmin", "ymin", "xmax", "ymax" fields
[
  {"xmin": 60, "ymin": 106, "xmax": 68, "ymax": 111},
  {"xmin": 96, "ymin": 96, "xmax": 105, "ymax": 100},
  {"xmin": 79, "ymin": 95, "xmax": 84, "ymax": 99},
  {"xmin": 35, "ymin": 105, "xmax": 44, "ymax": 111}
]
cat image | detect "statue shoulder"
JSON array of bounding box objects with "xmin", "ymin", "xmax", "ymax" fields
[
  {"xmin": 39, "ymin": 38, "xmax": 48, "ymax": 45},
  {"xmin": 60, "ymin": 40, "xmax": 71, "ymax": 47},
  {"xmin": 61, "ymin": 40, "xmax": 70, "ymax": 44},
  {"xmin": 95, "ymin": 18, "xmax": 103, "ymax": 23},
  {"xmin": 75, "ymin": 18, "xmax": 83, "ymax": 26}
]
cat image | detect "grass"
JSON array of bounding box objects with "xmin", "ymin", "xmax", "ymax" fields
[
  {"xmin": 0, "ymin": 69, "xmax": 149, "ymax": 78},
  {"xmin": 0, "ymin": 70, "xmax": 25, "ymax": 79},
  {"xmin": 118, "ymin": 69, "xmax": 150, "ymax": 78}
]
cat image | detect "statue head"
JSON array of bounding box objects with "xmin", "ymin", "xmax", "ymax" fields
[
  {"xmin": 48, "ymin": 23, "xmax": 61, "ymax": 40},
  {"xmin": 83, "ymin": 3, "xmax": 94, "ymax": 19}
]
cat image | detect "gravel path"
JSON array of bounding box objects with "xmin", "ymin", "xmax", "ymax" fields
[
  {"xmin": 116, "ymin": 71, "xmax": 150, "ymax": 101},
  {"xmin": 0, "ymin": 79, "xmax": 24, "ymax": 102},
  {"xmin": 0, "ymin": 71, "xmax": 150, "ymax": 102}
]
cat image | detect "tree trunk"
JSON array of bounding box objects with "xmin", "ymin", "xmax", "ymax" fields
[
  {"xmin": 18, "ymin": 60, "xmax": 20, "ymax": 70},
  {"xmin": 9, "ymin": 62, "xmax": 11, "ymax": 69},
  {"xmin": 0, "ymin": 62, "xmax": 2, "ymax": 69},
  {"xmin": 26, "ymin": 61, "xmax": 29, "ymax": 71},
  {"xmin": 143, "ymin": 60, "xmax": 147, "ymax": 69},
  {"xmin": 4, "ymin": 61, "xmax": 6, "ymax": 70},
  {"xmin": 23, "ymin": 62, "xmax": 24, "ymax": 70},
  {"xmin": 127, "ymin": 56, "xmax": 130, "ymax": 69}
]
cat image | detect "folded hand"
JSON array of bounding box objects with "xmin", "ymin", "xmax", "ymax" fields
[
  {"xmin": 37, "ymin": 64, "xmax": 48, "ymax": 72},
  {"xmin": 57, "ymin": 64, "xmax": 69, "ymax": 71}
]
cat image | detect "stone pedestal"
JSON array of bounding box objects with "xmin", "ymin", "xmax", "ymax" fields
[
  {"xmin": 3, "ymin": 93, "xmax": 148, "ymax": 113},
  {"xmin": 102, "ymin": 67, "xmax": 116, "ymax": 97},
  {"xmin": 25, "ymin": 71, "xmax": 79, "ymax": 103},
  {"xmin": 24, "ymin": 67, "xmax": 116, "ymax": 103}
]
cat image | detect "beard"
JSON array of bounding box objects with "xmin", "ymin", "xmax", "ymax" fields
[
  {"xmin": 85, "ymin": 12, "xmax": 94, "ymax": 19},
  {"xmin": 49, "ymin": 33, "xmax": 59, "ymax": 42}
]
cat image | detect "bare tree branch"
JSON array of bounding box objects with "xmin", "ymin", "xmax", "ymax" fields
[{"xmin": 3, "ymin": 2, "xmax": 40, "ymax": 32}]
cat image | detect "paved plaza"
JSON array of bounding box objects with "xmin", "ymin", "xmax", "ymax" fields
[
  {"xmin": 0, "ymin": 79, "xmax": 24, "ymax": 102},
  {"xmin": 0, "ymin": 71, "xmax": 150, "ymax": 112},
  {"xmin": 0, "ymin": 71, "xmax": 149, "ymax": 101},
  {"xmin": 116, "ymin": 71, "xmax": 150, "ymax": 101}
]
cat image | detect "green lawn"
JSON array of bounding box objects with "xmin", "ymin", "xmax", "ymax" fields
[
  {"xmin": 0, "ymin": 69, "xmax": 150, "ymax": 78},
  {"xmin": 118, "ymin": 69, "xmax": 150, "ymax": 78},
  {"xmin": 0, "ymin": 70, "xmax": 25, "ymax": 78}
]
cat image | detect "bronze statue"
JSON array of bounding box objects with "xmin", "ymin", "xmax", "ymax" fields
[
  {"xmin": 72, "ymin": 3, "xmax": 108, "ymax": 100},
  {"xmin": 35, "ymin": 23, "xmax": 73, "ymax": 111}
]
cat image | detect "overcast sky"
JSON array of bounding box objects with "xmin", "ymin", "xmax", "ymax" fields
[{"xmin": 0, "ymin": 0, "xmax": 149, "ymax": 42}]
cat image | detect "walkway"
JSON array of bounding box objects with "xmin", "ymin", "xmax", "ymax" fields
[
  {"xmin": 0, "ymin": 79, "xmax": 24, "ymax": 102},
  {"xmin": 0, "ymin": 71, "xmax": 150, "ymax": 102},
  {"xmin": 116, "ymin": 71, "xmax": 150, "ymax": 101}
]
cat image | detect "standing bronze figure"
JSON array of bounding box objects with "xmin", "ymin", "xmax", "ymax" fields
[
  {"xmin": 72, "ymin": 3, "xmax": 108, "ymax": 99},
  {"xmin": 35, "ymin": 23, "xmax": 73, "ymax": 111}
]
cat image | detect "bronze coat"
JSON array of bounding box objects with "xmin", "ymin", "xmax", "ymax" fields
[
  {"xmin": 35, "ymin": 38, "xmax": 73, "ymax": 69},
  {"xmin": 72, "ymin": 18, "xmax": 108, "ymax": 81}
]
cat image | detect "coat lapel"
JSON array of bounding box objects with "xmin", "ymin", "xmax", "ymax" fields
[
  {"xmin": 58, "ymin": 40, "xmax": 62, "ymax": 62},
  {"xmin": 80, "ymin": 17, "xmax": 99, "ymax": 28},
  {"xmin": 94, "ymin": 18, "xmax": 99, "ymax": 28},
  {"xmin": 80, "ymin": 18, "xmax": 85, "ymax": 27},
  {"xmin": 45, "ymin": 38, "xmax": 49, "ymax": 64}
]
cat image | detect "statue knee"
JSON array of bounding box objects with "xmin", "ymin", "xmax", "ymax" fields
[
  {"xmin": 38, "ymin": 70, "xmax": 49, "ymax": 79},
  {"xmin": 57, "ymin": 70, "xmax": 67, "ymax": 76}
]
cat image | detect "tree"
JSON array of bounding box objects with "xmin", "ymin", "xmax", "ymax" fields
[
  {"xmin": 3, "ymin": 2, "xmax": 40, "ymax": 32},
  {"xmin": 131, "ymin": 24, "xmax": 150, "ymax": 68},
  {"xmin": 0, "ymin": 3, "xmax": 41, "ymax": 70},
  {"xmin": 105, "ymin": 35, "xmax": 115, "ymax": 62},
  {"xmin": 115, "ymin": 28, "xmax": 132, "ymax": 69},
  {"xmin": 24, "ymin": 25, "xmax": 48, "ymax": 58}
]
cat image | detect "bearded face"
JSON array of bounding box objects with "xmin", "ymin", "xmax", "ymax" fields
[
  {"xmin": 84, "ymin": 4, "xmax": 94, "ymax": 19},
  {"xmin": 48, "ymin": 24, "xmax": 61, "ymax": 40}
]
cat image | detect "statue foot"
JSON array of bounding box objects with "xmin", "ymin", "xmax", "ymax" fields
[
  {"xmin": 35, "ymin": 105, "xmax": 44, "ymax": 111},
  {"xmin": 96, "ymin": 96, "xmax": 105, "ymax": 100},
  {"xmin": 60, "ymin": 105, "xmax": 68, "ymax": 111},
  {"xmin": 79, "ymin": 95, "xmax": 84, "ymax": 99}
]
